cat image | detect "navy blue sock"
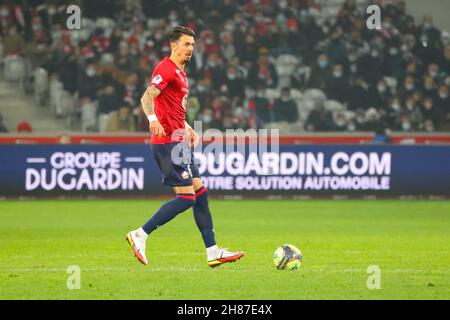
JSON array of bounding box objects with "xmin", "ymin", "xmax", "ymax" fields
[
  {"xmin": 142, "ymin": 194, "xmax": 195, "ymax": 235},
  {"xmin": 193, "ymin": 187, "xmax": 216, "ymax": 248}
]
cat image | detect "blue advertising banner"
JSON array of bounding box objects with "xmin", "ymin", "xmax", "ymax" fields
[{"xmin": 0, "ymin": 144, "xmax": 449, "ymax": 196}]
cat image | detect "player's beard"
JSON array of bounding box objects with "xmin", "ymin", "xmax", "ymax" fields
[{"xmin": 184, "ymin": 53, "xmax": 192, "ymax": 64}]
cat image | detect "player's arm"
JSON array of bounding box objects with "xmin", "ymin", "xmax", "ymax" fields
[{"xmin": 141, "ymin": 86, "xmax": 165, "ymax": 137}]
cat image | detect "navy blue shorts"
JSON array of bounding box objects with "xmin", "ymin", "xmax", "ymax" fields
[{"xmin": 151, "ymin": 142, "xmax": 200, "ymax": 187}]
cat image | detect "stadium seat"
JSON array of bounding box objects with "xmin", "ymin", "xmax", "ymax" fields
[
  {"xmin": 57, "ymin": 91, "xmax": 75, "ymax": 118},
  {"xmin": 276, "ymin": 54, "xmax": 299, "ymax": 67},
  {"xmin": 0, "ymin": 39, "xmax": 4, "ymax": 65},
  {"xmin": 4, "ymin": 55, "xmax": 26, "ymax": 83},
  {"xmin": 325, "ymin": 99, "xmax": 346, "ymax": 112},
  {"xmin": 290, "ymin": 89, "xmax": 303, "ymax": 99},
  {"xmin": 33, "ymin": 68, "xmax": 49, "ymax": 106},
  {"xmin": 278, "ymin": 75, "xmax": 291, "ymax": 88},
  {"xmin": 266, "ymin": 88, "xmax": 280, "ymax": 100},
  {"xmin": 49, "ymin": 77, "xmax": 63, "ymax": 115},
  {"xmin": 304, "ymin": 88, "xmax": 327, "ymax": 102},
  {"xmin": 95, "ymin": 17, "xmax": 116, "ymax": 36},
  {"xmin": 81, "ymin": 101, "xmax": 98, "ymax": 132},
  {"xmin": 384, "ymin": 76, "xmax": 398, "ymax": 90},
  {"xmin": 98, "ymin": 113, "xmax": 110, "ymax": 133}
]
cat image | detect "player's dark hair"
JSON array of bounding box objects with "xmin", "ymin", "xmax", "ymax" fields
[{"xmin": 169, "ymin": 26, "xmax": 196, "ymax": 43}]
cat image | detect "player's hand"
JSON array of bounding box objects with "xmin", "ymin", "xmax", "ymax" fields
[
  {"xmin": 149, "ymin": 120, "xmax": 166, "ymax": 137},
  {"xmin": 187, "ymin": 127, "xmax": 200, "ymax": 148}
]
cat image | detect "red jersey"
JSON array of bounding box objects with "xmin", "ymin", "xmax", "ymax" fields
[{"xmin": 149, "ymin": 57, "xmax": 189, "ymax": 144}]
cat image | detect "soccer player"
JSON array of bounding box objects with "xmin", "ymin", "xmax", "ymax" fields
[{"xmin": 126, "ymin": 26, "xmax": 245, "ymax": 268}]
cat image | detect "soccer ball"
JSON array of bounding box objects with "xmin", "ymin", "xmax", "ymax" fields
[{"xmin": 273, "ymin": 244, "xmax": 303, "ymax": 270}]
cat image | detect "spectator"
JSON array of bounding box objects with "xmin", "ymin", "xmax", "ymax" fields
[
  {"xmin": 0, "ymin": 114, "xmax": 8, "ymax": 133},
  {"xmin": 404, "ymin": 96, "xmax": 424, "ymax": 130},
  {"xmin": 308, "ymin": 54, "xmax": 331, "ymax": 91},
  {"xmin": 249, "ymin": 86, "xmax": 272, "ymax": 129},
  {"xmin": 333, "ymin": 112, "xmax": 348, "ymax": 131},
  {"xmin": 363, "ymin": 108, "xmax": 382, "ymax": 132},
  {"xmin": 16, "ymin": 121, "xmax": 32, "ymax": 133},
  {"xmin": 186, "ymin": 90, "xmax": 201, "ymax": 126},
  {"xmin": 105, "ymin": 103, "xmax": 136, "ymax": 133},
  {"xmin": 435, "ymin": 84, "xmax": 449, "ymax": 116},
  {"xmin": 369, "ymin": 79, "xmax": 392, "ymax": 110},
  {"xmin": 98, "ymin": 85, "xmax": 122, "ymax": 115},
  {"xmin": 440, "ymin": 45, "xmax": 450, "ymax": 74},
  {"xmin": 273, "ymin": 88, "xmax": 299, "ymax": 123},
  {"xmin": 399, "ymin": 76, "xmax": 417, "ymax": 103},
  {"xmin": 23, "ymin": 31, "xmax": 51, "ymax": 70},
  {"xmin": 2, "ymin": 26, "xmax": 25, "ymax": 55},
  {"xmin": 290, "ymin": 63, "xmax": 309, "ymax": 91},
  {"xmin": 421, "ymin": 96, "xmax": 442, "ymax": 128},
  {"xmin": 78, "ymin": 62, "xmax": 102, "ymax": 101},
  {"xmin": 247, "ymin": 48, "xmax": 278, "ymax": 89},
  {"xmin": 348, "ymin": 78, "xmax": 370, "ymax": 111},
  {"xmin": 421, "ymin": 76, "xmax": 437, "ymax": 100},
  {"xmin": 225, "ymin": 65, "xmax": 246, "ymax": 99},
  {"xmin": 304, "ymin": 101, "xmax": 335, "ymax": 132},
  {"xmin": 325, "ymin": 64, "xmax": 350, "ymax": 104}
]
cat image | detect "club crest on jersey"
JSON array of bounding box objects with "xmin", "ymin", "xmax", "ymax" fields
[
  {"xmin": 152, "ymin": 74, "xmax": 163, "ymax": 85},
  {"xmin": 181, "ymin": 171, "xmax": 190, "ymax": 179}
]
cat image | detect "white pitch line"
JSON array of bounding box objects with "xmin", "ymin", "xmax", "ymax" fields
[{"xmin": 0, "ymin": 267, "xmax": 449, "ymax": 274}]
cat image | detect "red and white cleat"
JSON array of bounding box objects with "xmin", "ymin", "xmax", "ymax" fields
[
  {"xmin": 208, "ymin": 247, "xmax": 245, "ymax": 268},
  {"xmin": 125, "ymin": 230, "xmax": 148, "ymax": 265}
]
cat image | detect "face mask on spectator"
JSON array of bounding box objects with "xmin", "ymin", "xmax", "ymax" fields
[
  {"xmin": 1, "ymin": 8, "xmax": 9, "ymax": 16},
  {"xmin": 406, "ymin": 102, "xmax": 415, "ymax": 111},
  {"xmin": 429, "ymin": 70, "xmax": 438, "ymax": 78},
  {"xmin": 405, "ymin": 83, "xmax": 414, "ymax": 90},
  {"xmin": 424, "ymin": 122, "xmax": 434, "ymax": 131},
  {"xmin": 371, "ymin": 50, "xmax": 379, "ymax": 58},
  {"xmin": 225, "ymin": 23, "xmax": 234, "ymax": 32},
  {"xmin": 48, "ymin": 6, "xmax": 56, "ymax": 15},
  {"xmin": 297, "ymin": 67, "xmax": 306, "ymax": 75},
  {"xmin": 378, "ymin": 85, "xmax": 386, "ymax": 93},
  {"xmin": 335, "ymin": 118, "xmax": 346, "ymax": 126},
  {"xmin": 347, "ymin": 123, "xmax": 356, "ymax": 131},
  {"xmin": 402, "ymin": 122, "xmax": 411, "ymax": 131},
  {"xmin": 391, "ymin": 103, "xmax": 401, "ymax": 111},
  {"xmin": 281, "ymin": 95, "xmax": 289, "ymax": 102},
  {"xmin": 348, "ymin": 54, "xmax": 357, "ymax": 62},
  {"xmin": 389, "ymin": 48, "xmax": 399, "ymax": 56},
  {"xmin": 383, "ymin": 21, "xmax": 391, "ymax": 29},
  {"xmin": 424, "ymin": 22, "xmax": 432, "ymax": 29},
  {"xmin": 169, "ymin": 13, "xmax": 177, "ymax": 21},
  {"xmin": 87, "ymin": 68, "xmax": 96, "ymax": 77},
  {"xmin": 333, "ymin": 71, "xmax": 343, "ymax": 78},
  {"xmin": 350, "ymin": 65, "xmax": 357, "ymax": 73},
  {"xmin": 227, "ymin": 73, "xmax": 237, "ymax": 80},
  {"xmin": 256, "ymin": 91, "xmax": 265, "ymax": 98},
  {"xmin": 318, "ymin": 60, "xmax": 328, "ymax": 68},
  {"xmin": 203, "ymin": 115, "xmax": 212, "ymax": 124},
  {"xmin": 52, "ymin": 31, "xmax": 62, "ymax": 42},
  {"xmin": 439, "ymin": 91, "xmax": 448, "ymax": 99}
]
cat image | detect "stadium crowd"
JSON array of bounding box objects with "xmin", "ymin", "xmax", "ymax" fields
[{"xmin": 0, "ymin": 0, "xmax": 449, "ymax": 133}]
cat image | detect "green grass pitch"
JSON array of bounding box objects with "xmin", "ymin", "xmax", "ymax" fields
[{"xmin": 0, "ymin": 199, "xmax": 449, "ymax": 300}]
